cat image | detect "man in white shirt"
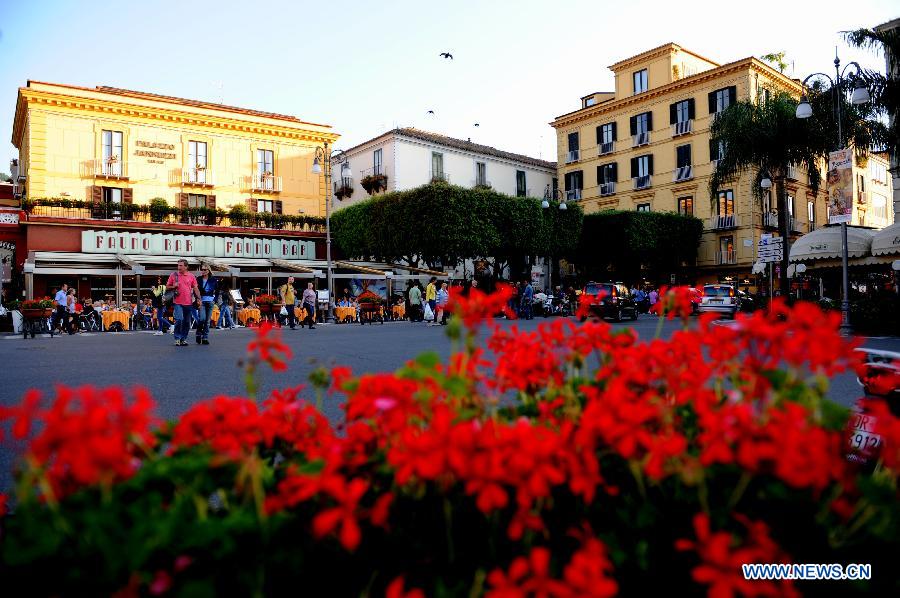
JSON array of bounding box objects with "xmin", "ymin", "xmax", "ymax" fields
[{"xmin": 50, "ymin": 283, "xmax": 69, "ymax": 333}]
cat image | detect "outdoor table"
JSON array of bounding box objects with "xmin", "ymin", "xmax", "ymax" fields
[
  {"xmin": 391, "ymin": 305, "xmax": 405, "ymax": 320},
  {"xmin": 238, "ymin": 308, "xmax": 260, "ymax": 326},
  {"xmin": 102, "ymin": 310, "xmax": 130, "ymax": 331},
  {"xmin": 335, "ymin": 306, "xmax": 356, "ymax": 323}
]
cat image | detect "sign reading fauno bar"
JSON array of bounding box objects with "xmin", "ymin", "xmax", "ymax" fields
[{"xmin": 82, "ymin": 230, "xmax": 315, "ymax": 260}]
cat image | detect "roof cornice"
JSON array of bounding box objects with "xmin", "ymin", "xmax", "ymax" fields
[
  {"xmin": 551, "ymin": 57, "xmax": 801, "ymax": 129},
  {"xmin": 12, "ymin": 87, "xmax": 339, "ymax": 148}
]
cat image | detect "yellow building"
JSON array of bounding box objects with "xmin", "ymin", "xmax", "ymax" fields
[
  {"xmin": 552, "ymin": 43, "xmax": 832, "ymax": 286},
  {"xmin": 9, "ymin": 81, "xmax": 342, "ymax": 302}
]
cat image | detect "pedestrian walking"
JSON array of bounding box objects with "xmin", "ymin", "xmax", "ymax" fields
[
  {"xmin": 65, "ymin": 288, "xmax": 77, "ymax": 334},
  {"xmin": 425, "ymin": 277, "xmax": 437, "ymax": 324},
  {"xmin": 51, "ymin": 283, "xmax": 69, "ymax": 334},
  {"xmin": 301, "ymin": 282, "xmax": 317, "ymax": 329},
  {"xmin": 408, "ymin": 281, "xmax": 423, "ymax": 322},
  {"xmin": 434, "ymin": 281, "xmax": 449, "ymax": 326},
  {"xmin": 217, "ymin": 286, "xmax": 235, "ymax": 329},
  {"xmin": 151, "ymin": 276, "xmax": 171, "ymax": 335},
  {"xmin": 195, "ymin": 265, "xmax": 218, "ymax": 345},
  {"xmin": 649, "ymin": 287, "xmax": 659, "ymax": 310},
  {"xmin": 166, "ymin": 259, "xmax": 201, "ymax": 347},
  {"xmin": 279, "ymin": 277, "xmax": 298, "ymax": 329},
  {"xmin": 521, "ymin": 279, "xmax": 534, "ymax": 320}
]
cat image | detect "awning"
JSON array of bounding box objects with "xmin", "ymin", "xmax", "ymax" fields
[
  {"xmin": 789, "ymin": 226, "xmax": 874, "ymax": 263},
  {"xmin": 872, "ymin": 222, "xmax": 900, "ymax": 257}
]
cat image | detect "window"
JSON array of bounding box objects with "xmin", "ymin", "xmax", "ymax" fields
[
  {"xmin": 632, "ymin": 112, "xmax": 651, "ymax": 135},
  {"xmin": 760, "ymin": 88, "xmax": 771, "ymax": 104},
  {"xmin": 719, "ymin": 236, "xmax": 734, "ymax": 256},
  {"xmin": 599, "ymin": 122, "xmax": 616, "ymax": 145},
  {"xmin": 763, "ymin": 190, "xmax": 773, "ymax": 213},
  {"xmin": 807, "ymin": 200, "xmax": 815, "ymax": 224},
  {"xmin": 709, "ymin": 139, "xmax": 726, "ymax": 162},
  {"xmin": 431, "ymin": 152, "xmax": 444, "ymax": 178},
  {"xmin": 102, "ymin": 130, "xmax": 123, "ymax": 175},
  {"xmin": 564, "ymin": 171, "xmax": 583, "ymax": 200},
  {"xmin": 103, "ymin": 187, "xmax": 122, "ymax": 204},
  {"xmin": 257, "ymin": 149, "xmax": 274, "ymax": 176},
  {"xmin": 708, "ymin": 86, "xmax": 737, "ymax": 114},
  {"xmin": 552, "ymin": 177, "xmax": 558, "ymax": 197},
  {"xmin": 476, "ymin": 162, "xmax": 487, "ymax": 186},
  {"xmin": 374, "ymin": 148, "xmax": 383, "ymax": 175},
  {"xmin": 678, "ymin": 196, "xmax": 693, "ymax": 216},
  {"xmin": 716, "ymin": 189, "xmax": 734, "ymax": 216},
  {"xmin": 872, "ymin": 194, "xmax": 888, "ymax": 220},
  {"xmin": 870, "ymin": 161, "xmax": 888, "ymax": 185},
  {"xmin": 636, "ymin": 203, "xmax": 651, "ymax": 212},
  {"xmin": 633, "ymin": 69, "xmax": 648, "ymax": 94},
  {"xmin": 515, "ymin": 170, "xmax": 527, "ymax": 197},
  {"xmin": 787, "ymin": 194, "xmax": 795, "ymax": 218},
  {"xmin": 676, "ymin": 144, "xmax": 692, "ymax": 169},
  {"xmin": 188, "ymin": 141, "xmax": 207, "ymax": 170},
  {"xmin": 634, "ymin": 155, "xmax": 652, "ymax": 178},
  {"xmin": 187, "ymin": 194, "xmax": 207, "ymax": 209},
  {"xmin": 584, "ymin": 97, "xmax": 596, "ymax": 108},
  {"xmin": 597, "ymin": 163, "xmax": 617, "ymax": 185},
  {"xmin": 567, "ymin": 132, "xmax": 579, "ymax": 162},
  {"xmin": 257, "ymin": 199, "xmax": 275, "ymax": 213},
  {"xmin": 671, "ymin": 99, "xmax": 694, "ymax": 124}
]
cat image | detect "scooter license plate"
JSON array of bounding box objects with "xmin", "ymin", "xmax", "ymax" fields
[{"xmin": 848, "ymin": 413, "xmax": 881, "ymax": 455}]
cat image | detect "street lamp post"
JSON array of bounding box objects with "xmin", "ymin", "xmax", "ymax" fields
[
  {"xmin": 542, "ymin": 187, "xmax": 568, "ymax": 293},
  {"xmin": 311, "ymin": 142, "xmax": 352, "ymax": 323},
  {"xmin": 795, "ymin": 50, "xmax": 870, "ymax": 334}
]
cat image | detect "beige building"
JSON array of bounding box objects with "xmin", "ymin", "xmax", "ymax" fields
[{"xmin": 551, "ymin": 43, "xmax": 843, "ymax": 285}]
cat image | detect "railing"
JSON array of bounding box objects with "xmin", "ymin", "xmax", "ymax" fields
[
  {"xmin": 716, "ymin": 250, "xmax": 737, "ymax": 265},
  {"xmin": 809, "ymin": 220, "xmax": 817, "ymax": 232},
  {"xmin": 242, "ymin": 174, "xmax": 282, "ymax": 192},
  {"xmin": 762, "ymin": 212, "xmax": 779, "ymax": 228},
  {"xmin": 566, "ymin": 150, "xmax": 580, "ymax": 163},
  {"xmin": 22, "ymin": 202, "xmax": 326, "ymax": 232},
  {"xmin": 430, "ymin": 170, "xmax": 450, "ymax": 183},
  {"xmin": 565, "ymin": 189, "xmax": 582, "ymax": 201},
  {"xmin": 633, "ymin": 175, "xmax": 651, "ymax": 190},
  {"xmin": 671, "ymin": 120, "xmax": 693, "ymax": 137},
  {"xmin": 471, "ymin": 180, "xmax": 492, "ymax": 189},
  {"xmin": 599, "ymin": 182, "xmax": 616, "ymax": 196},
  {"xmin": 599, "ymin": 141, "xmax": 614, "ymax": 155},
  {"xmin": 632, "ymin": 132, "xmax": 650, "ymax": 147},
  {"xmin": 673, "ymin": 166, "xmax": 693, "ymax": 182},
  {"xmin": 83, "ymin": 159, "xmax": 128, "ymax": 179},
  {"xmin": 785, "ymin": 164, "xmax": 799, "ymax": 180},
  {"xmin": 709, "ymin": 214, "xmax": 738, "ymax": 229},
  {"xmin": 182, "ymin": 168, "xmax": 215, "ymax": 186},
  {"xmin": 360, "ymin": 165, "xmax": 384, "ymax": 178},
  {"xmin": 790, "ymin": 218, "xmax": 805, "ymax": 233}
]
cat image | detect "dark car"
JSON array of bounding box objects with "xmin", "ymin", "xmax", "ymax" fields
[{"xmin": 580, "ymin": 282, "xmax": 638, "ymax": 322}]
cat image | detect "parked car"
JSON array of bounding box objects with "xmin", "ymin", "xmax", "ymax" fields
[
  {"xmin": 580, "ymin": 282, "xmax": 638, "ymax": 322},
  {"xmin": 697, "ymin": 284, "xmax": 739, "ymax": 318}
]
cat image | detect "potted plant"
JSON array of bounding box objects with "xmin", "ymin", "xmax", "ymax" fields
[
  {"xmin": 20, "ymin": 297, "xmax": 55, "ymax": 319},
  {"xmin": 361, "ymin": 174, "xmax": 388, "ymax": 195},
  {"xmin": 149, "ymin": 197, "xmax": 169, "ymax": 223},
  {"xmin": 254, "ymin": 294, "xmax": 281, "ymax": 315},
  {"xmin": 334, "ymin": 182, "xmax": 354, "ymax": 200},
  {"xmin": 229, "ymin": 204, "xmax": 249, "ymax": 228}
]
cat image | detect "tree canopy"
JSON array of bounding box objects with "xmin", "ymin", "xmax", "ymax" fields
[{"xmin": 331, "ymin": 183, "xmax": 583, "ymax": 275}]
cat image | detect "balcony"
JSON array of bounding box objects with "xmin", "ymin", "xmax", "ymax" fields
[
  {"xmin": 716, "ymin": 250, "xmax": 737, "ymax": 265},
  {"xmin": 565, "ymin": 189, "xmax": 582, "ymax": 201},
  {"xmin": 785, "ymin": 164, "xmax": 799, "ymax": 180},
  {"xmin": 471, "ymin": 179, "xmax": 492, "ymax": 189},
  {"xmin": 430, "ymin": 170, "xmax": 450, "ymax": 184},
  {"xmin": 243, "ymin": 174, "xmax": 282, "ymax": 193},
  {"xmin": 599, "ymin": 182, "xmax": 616, "ymax": 197},
  {"xmin": 632, "ymin": 132, "xmax": 650, "ymax": 147},
  {"xmin": 21, "ymin": 198, "xmax": 326, "ymax": 233},
  {"xmin": 762, "ymin": 212, "xmax": 779, "ymax": 229},
  {"xmin": 599, "ymin": 141, "xmax": 614, "ymax": 156},
  {"xmin": 671, "ymin": 120, "xmax": 693, "ymax": 137},
  {"xmin": 857, "ymin": 190, "xmax": 870, "ymax": 207},
  {"xmin": 790, "ymin": 218, "xmax": 805, "ymax": 233},
  {"xmin": 709, "ymin": 214, "xmax": 739, "ymax": 230},
  {"xmin": 633, "ymin": 175, "xmax": 652, "ymax": 190},
  {"xmin": 83, "ymin": 159, "xmax": 128, "ymax": 179},
  {"xmin": 566, "ymin": 150, "xmax": 580, "ymax": 164},
  {"xmin": 182, "ymin": 168, "xmax": 215, "ymax": 186},
  {"xmin": 673, "ymin": 166, "xmax": 693, "ymax": 182}
]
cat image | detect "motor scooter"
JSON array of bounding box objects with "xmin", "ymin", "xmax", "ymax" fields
[{"xmin": 847, "ymin": 348, "xmax": 900, "ymax": 467}]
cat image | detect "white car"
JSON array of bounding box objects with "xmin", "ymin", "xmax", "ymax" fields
[{"xmin": 697, "ymin": 284, "xmax": 739, "ymax": 318}]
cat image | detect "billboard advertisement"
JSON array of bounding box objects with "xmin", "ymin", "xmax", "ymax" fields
[{"xmin": 827, "ymin": 149, "xmax": 854, "ymax": 224}]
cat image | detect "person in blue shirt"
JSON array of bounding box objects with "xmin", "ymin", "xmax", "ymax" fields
[
  {"xmin": 521, "ymin": 280, "xmax": 534, "ymax": 320},
  {"xmin": 195, "ymin": 265, "xmax": 219, "ymax": 345},
  {"xmin": 50, "ymin": 283, "xmax": 69, "ymax": 333}
]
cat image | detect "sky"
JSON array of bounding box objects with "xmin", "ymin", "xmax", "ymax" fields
[{"xmin": 0, "ymin": 0, "xmax": 897, "ymax": 174}]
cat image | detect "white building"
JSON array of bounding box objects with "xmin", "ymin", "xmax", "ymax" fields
[{"xmin": 333, "ymin": 128, "xmax": 556, "ymax": 207}]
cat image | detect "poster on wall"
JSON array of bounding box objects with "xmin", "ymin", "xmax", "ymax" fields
[
  {"xmin": 349, "ymin": 278, "xmax": 387, "ymax": 299},
  {"xmin": 0, "ymin": 241, "xmax": 14, "ymax": 283},
  {"xmin": 827, "ymin": 149, "xmax": 854, "ymax": 224}
]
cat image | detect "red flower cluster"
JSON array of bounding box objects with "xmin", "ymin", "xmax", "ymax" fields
[
  {"xmin": 448, "ymin": 285, "xmax": 517, "ymax": 329},
  {"xmin": 0, "ymin": 386, "xmax": 157, "ymax": 498},
  {"xmin": 246, "ymin": 321, "xmax": 292, "ymax": 372},
  {"xmin": 650, "ymin": 285, "xmax": 695, "ymax": 321},
  {"xmin": 486, "ymin": 536, "xmax": 618, "ymax": 598},
  {"xmin": 676, "ymin": 513, "xmax": 797, "ymax": 598}
]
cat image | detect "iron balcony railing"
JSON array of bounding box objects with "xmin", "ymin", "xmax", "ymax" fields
[
  {"xmin": 599, "ymin": 141, "xmax": 614, "ymax": 156},
  {"xmin": 182, "ymin": 168, "xmax": 215, "ymax": 186},
  {"xmin": 83, "ymin": 159, "xmax": 128, "ymax": 179},
  {"xmin": 244, "ymin": 174, "xmax": 282, "ymax": 192},
  {"xmin": 762, "ymin": 212, "xmax": 779, "ymax": 228},
  {"xmin": 671, "ymin": 120, "xmax": 693, "ymax": 137},
  {"xmin": 673, "ymin": 166, "xmax": 693, "ymax": 182},
  {"xmin": 785, "ymin": 164, "xmax": 800, "ymax": 180},
  {"xmin": 633, "ymin": 175, "xmax": 651, "ymax": 190},
  {"xmin": 709, "ymin": 214, "xmax": 738, "ymax": 229},
  {"xmin": 716, "ymin": 250, "xmax": 737, "ymax": 265},
  {"xmin": 599, "ymin": 182, "xmax": 616, "ymax": 196},
  {"xmin": 430, "ymin": 170, "xmax": 450, "ymax": 183},
  {"xmin": 361, "ymin": 165, "xmax": 385, "ymax": 178},
  {"xmin": 632, "ymin": 132, "xmax": 650, "ymax": 147},
  {"xmin": 566, "ymin": 150, "xmax": 580, "ymax": 163},
  {"xmin": 565, "ymin": 189, "xmax": 582, "ymax": 201}
]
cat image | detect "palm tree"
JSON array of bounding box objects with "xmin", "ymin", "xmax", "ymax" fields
[
  {"xmin": 843, "ymin": 27, "xmax": 900, "ymax": 162},
  {"xmin": 709, "ymin": 90, "xmax": 880, "ymax": 296}
]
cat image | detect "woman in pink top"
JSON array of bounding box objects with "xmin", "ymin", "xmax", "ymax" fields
[{"xmin": 166, "ymin": 258, "xmax": 200, "ymax": 346}]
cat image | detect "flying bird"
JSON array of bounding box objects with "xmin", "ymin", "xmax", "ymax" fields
[
  {"xmin": 426, "ymin": 110, "xmax": 435, "ymax": 116},
  {"xmin": 473, "ymin": 123, "xmax": 480, "ymax": 127},
  {"xmin": 439, "ymin": 52, "xmax": 453, "ymax": 60}
]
